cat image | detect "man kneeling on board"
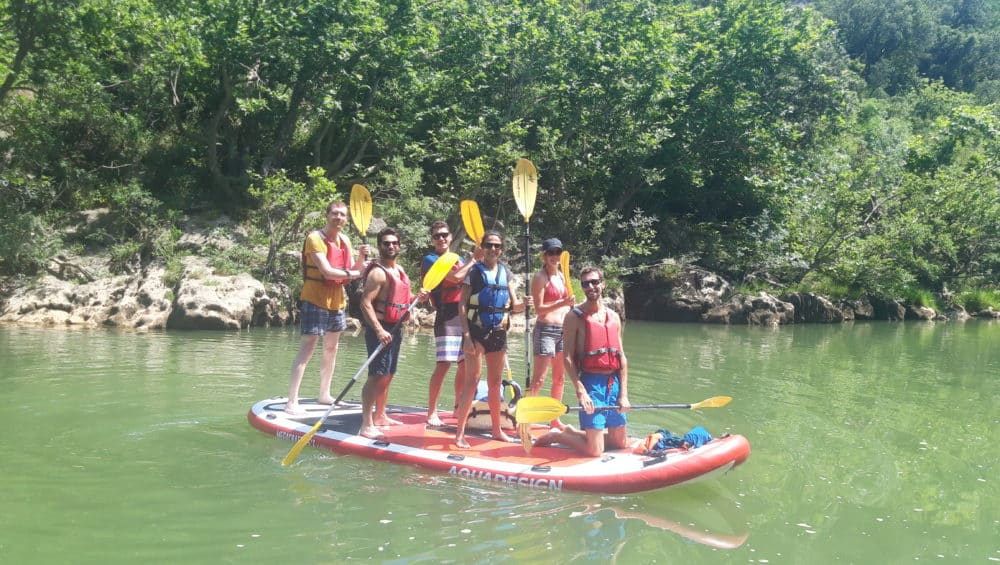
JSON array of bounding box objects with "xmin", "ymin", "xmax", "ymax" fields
[{"xmin": 533, "ymin": 266, "xmax": 631, "ymax": 456}]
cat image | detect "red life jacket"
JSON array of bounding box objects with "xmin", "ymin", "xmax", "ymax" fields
[
  {"xmin": 573, "ymin": 306, "xmax": 623, "ymax": 372},
  {"xmin": 366, "ymin": 262, "xmax": 413, "ymax": 324},
  {"xmin": 302, "ymin": 231, "xmax": 350, "ymax": 286},
  {"xmin": 425, "ymin": 254, "xmax": 463, "ymax": 308}
]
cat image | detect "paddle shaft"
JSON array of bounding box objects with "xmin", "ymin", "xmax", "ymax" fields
[
  {"xmin": 523, "ymin": 222, "xmax": 531, "ymax": 389},
  {"xmin": 585, "ymin": 403, "xmax": 705, "ymax": 412},
  {"xmin": 281, "ymin": 336, "xmax": 390, "ymax": 466},
  {"xmin": 332, "ymin": 294, "xmax": 418, "ymax": 404}
]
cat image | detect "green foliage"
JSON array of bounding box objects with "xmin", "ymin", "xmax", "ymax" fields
[
  {"xmin": 955, "ymin": 289, "xmax": 1000, "ymax": 312},
  {"xmin": 98, "ymin": 182, "xmax": 177, "ymax": 273},
  {"xmin": 596, "ymin": 207, "xmax": 660, "ymax": 287},
  {"xmin": 810, "ymin": 0, "xmax": 999, "ymax": 95},
  {"xmin": 162, "ymin": 255, "xmax": 184, "ymax": 289},
  {"xmin": 902, "ymin": 287, "xmax": 940, "ymax": 311},
  {"xmin": 364, "ymin": 157, "xmax": 451, "ymax": 268},
  {"xmin": 108, "ymin": 240, "xmax": 143, "ymax": 274},
  {"xmin": 785, "ymin": 277, "xmax": 861, "ymax": 301},
  {"xmin": 209, "ymin": 246, "xmax": 261, "ymax": 277},
  {"xmin": 1, "ymin": 0, "xmax": 997, "ymax": 303},
  {"xmin": 246, "ymin": 168, "xmax": 339, "ymax": 280},
  {"xmin": 0, "ymin": 174, "xmax": 62, "ymax": 275},
  {"xmin": 785, "ymin": 82, "xmax": 999, "ymax": 298}
]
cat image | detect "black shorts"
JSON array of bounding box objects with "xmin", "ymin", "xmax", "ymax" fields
[{"xmin": 466, "ymin": 325, "xmax": 507, "ymax": 354}]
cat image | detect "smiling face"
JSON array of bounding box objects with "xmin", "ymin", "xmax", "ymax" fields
[
  {"xmin": 430, "ymin": 226, "xmax": 451, "ymax": 254},
  {"xmin": 378, "ymin": 234, "xmax": 401, "ymax": 260},
  {"xmin": 579, "ymin": 268, "xmax": 604, "ymax": 300},
  {"xmin": 326, "ymin": 203, "xmax": 348, "ymax": 230},
  {"xmin": 481, "ymin": 233, "xmax": 503, "ymax": 265}
]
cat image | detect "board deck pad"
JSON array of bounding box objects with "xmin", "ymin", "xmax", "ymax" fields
[{"xmin": 249, "ymin": 397, "xmax": 751, "ymax": 494}]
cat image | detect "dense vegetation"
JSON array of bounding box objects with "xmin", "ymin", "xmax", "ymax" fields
[{"xmin": 2, "ymin": 0, "xmax": 997, "ymax": 306}]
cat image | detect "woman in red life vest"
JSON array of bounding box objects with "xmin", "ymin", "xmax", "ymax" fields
[{"xmin": 285, "ymin": 200, "xmax": 370, "ymax": 415}]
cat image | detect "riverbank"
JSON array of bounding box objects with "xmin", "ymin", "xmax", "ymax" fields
[{"xmin": 1, "ymin": 210, "xmax": 996, "ymax": 330}]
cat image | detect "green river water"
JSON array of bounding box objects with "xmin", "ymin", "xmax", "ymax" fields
[{"xmin": 1, "ymin": 320, "xmax": 997, "ymax": 564}]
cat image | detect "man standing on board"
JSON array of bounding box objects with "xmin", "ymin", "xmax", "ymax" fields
[
  {"xmin": 421, "ymin": 221, "xmax": 482, "ymax": 426},
  {"xmin": 358, "ymin": 228, "xmax": 426, "ymax": 440},
  {"xmin": 285, "ymin": 200, "xmax": 370, "ymax": 415},
  {"xmin": 534, "ymin": 266, "xmax": 630, "ymax": 456}
]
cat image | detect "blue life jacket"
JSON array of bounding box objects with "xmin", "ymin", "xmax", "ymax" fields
[{"xmin": 467, "ymin": 263, "xmax": 511, "ymax": 330}]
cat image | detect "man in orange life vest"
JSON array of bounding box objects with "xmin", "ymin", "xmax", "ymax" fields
[
  {"xmin": 285, "ymin": 200, "xmax": 370, "ymax": 415},
  {"xmin": 534, "ymin": 266, "xmax": 631, "ymax": 456},
  {"xmin": 358, "ymin": 227, "xmax": 428, "ymax": 440}
]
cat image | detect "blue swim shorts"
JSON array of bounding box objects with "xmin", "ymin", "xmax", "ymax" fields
[{"xmin": 578, "ymin": 372, "xmax": 627, "ymax": 431}]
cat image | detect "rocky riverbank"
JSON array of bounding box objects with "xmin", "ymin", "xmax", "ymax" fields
[{"xmin": 0, "ymin": 210, "xmax": 996, "ymax": 330}]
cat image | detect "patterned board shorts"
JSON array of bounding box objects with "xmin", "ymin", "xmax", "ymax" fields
[
  {"xmin": 434, "ymin": 314, "xmax": 464, "ymax": 363},
  {"xmin": 300, "ymin": 301, "xmax": 347, "ymax": 336}
]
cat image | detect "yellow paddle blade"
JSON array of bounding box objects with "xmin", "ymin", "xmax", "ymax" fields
[
  {"xmin": 559, "ymin": 250, "xmax": 574, "ymax": 300},
  {"xmin": 512, "ymin": 158, "xmax": 538, "ymax": 222},
  {"xmin": 519, "ymin": 423, "xmax": 533, "ymax": 454},
  {"xmin": 281, "ymin": 420, "xmax": 323, "ymax": 466},
  {"xmin": 460, "ymin": 200, "xmax": 484, "ymax": 245},
  {"xmin": 422, "ymin": 251, "xmax": 460, "ymax": 291},
  {"xmin": 350, "ymin": 184, "xmax": 372, "ymax": 237},
  {"xmin": 514, "ymin": 396, "xmax": 568, "ymax": 425},
  {"xmin": 690, "ymin": 396, "xmax": 732, "ymax": 410}
]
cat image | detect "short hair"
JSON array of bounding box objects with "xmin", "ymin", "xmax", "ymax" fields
[
  {"xmin": 377, "ymin": 227, "xmax": 400, "ymax": 244},
  {"xmin": 579, "ymin": 265, "xmax": 603, "ymax": 281},
  {"xmin": 326, "ymin": 200, "xmax": 348, "ymax": 213},
  {"xmin": 429, "ymin": 220, "xmax": 449, "ymax": 234}
]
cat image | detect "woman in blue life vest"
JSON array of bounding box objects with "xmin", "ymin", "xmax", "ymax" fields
[
  {"xmin": 534, "ymin": 266, "xmax": 631, "ymax": 457},
  {"xmin": 455, "ymin": 230, "xmax": 529, "ymax": 449},
  {"xmin": 285, "ymin": 200, "xmax": 370, "ymax": 415}
]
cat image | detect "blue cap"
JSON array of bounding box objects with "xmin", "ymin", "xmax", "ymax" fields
[{"xmin": 541, "ymin": 238, "xmax": 563, "ymax": 252}]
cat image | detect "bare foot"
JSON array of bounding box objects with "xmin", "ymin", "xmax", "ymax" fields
[
  {"xmin": 374, "ymin": 415, "xmax": 403, "ymax": 426},
  {"xmin": 493, "ymin": 431, "xmax": 517, "ymax": 443},
  {"xmin": 532, "ymin": 430, "xmax": 560, "ymax": 447},
  {"xmin": 317, "ymin": 395, "xmax": 336, "ymax": 405},
  {"xmin": 283, "ymin": 403, "xmax": 304, "ymax": 416},
  {"xmin": 549, "ymin": 419, "xmax": 567, "ymax": 430},
  {"xmin": 454, "ymin": 437, "xmax": 471, "ymax": 449},
  {"xmin": 427, "ymin": 414, "xmax": 444, "ymax": 427},
  {"xmin": 359, "ymin": 427, "xmax": 386, "ymax": 440}
]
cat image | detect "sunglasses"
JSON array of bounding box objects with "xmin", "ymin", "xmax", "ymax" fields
[
  {"xmin": 483, "ymin": 242, "xmax": 503, "ymax": 250},
  {"xmin": 431, "ymin": 232, "xmax": 450, "ymax": 240},
  {"xmin": 544, "ymin": 249, "xmax": 562, "ymax": 256},
  {"xmin": 581, "ymin": 279, "xmax": 602, "ymax": 288},
  {"xmin": 380, "ymin": 240, "xmax": 400, "ymax": 247}
]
